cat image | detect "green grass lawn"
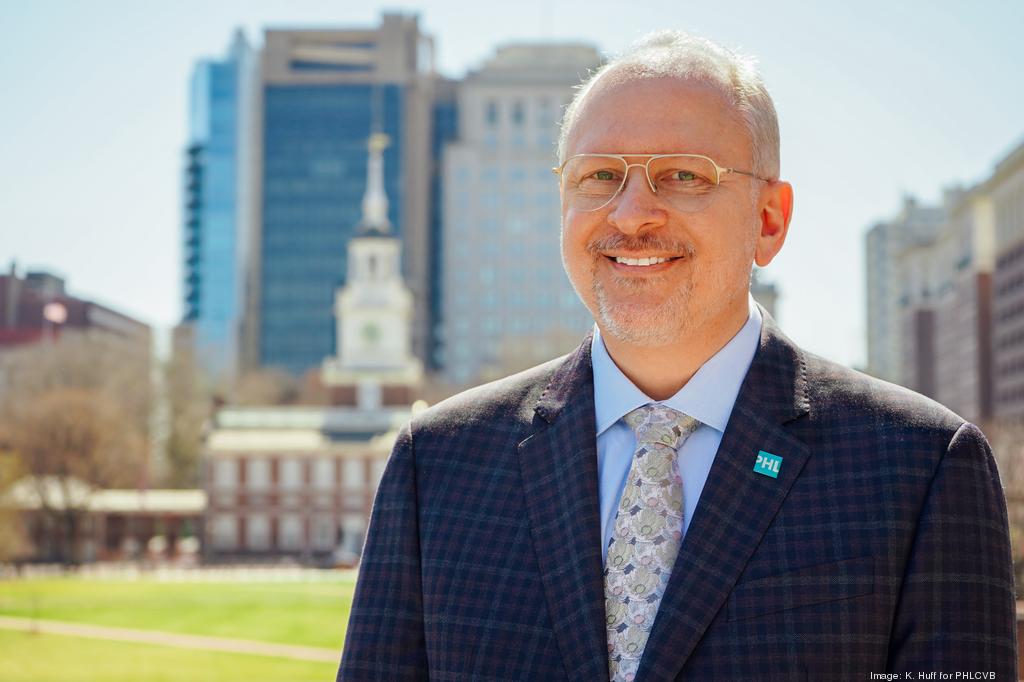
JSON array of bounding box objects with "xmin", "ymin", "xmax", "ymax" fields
[
  {"xmin": 0, "ymin": 574, "xmax": 356, "ymax": 649},
  {"xmin": 0, "ymin": 629, "xmax": 337, "ymax": 682}
]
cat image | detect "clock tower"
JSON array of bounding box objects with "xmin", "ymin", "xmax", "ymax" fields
[{"xmin": 321, "ymin": 132, "xmax": 423, "ymax": 408}]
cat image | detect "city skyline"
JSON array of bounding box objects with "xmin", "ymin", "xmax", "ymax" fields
[{"xmin": 2, "ymin": 1, "xmax": 1023, "ymax": 368}]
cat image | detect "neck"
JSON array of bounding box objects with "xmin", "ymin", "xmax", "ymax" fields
[{"xmin": 599, "ymin": 297, "xmax": 750, "ymax": 400}]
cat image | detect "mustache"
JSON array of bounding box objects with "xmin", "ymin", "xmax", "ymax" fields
[{"xmin": 585, "ymin": 233, "xmax": 696, "ymax": 258}]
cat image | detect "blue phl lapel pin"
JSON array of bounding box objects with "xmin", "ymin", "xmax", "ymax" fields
[{"xmin": 754, "ymin": 450, "xmax": 783, "ymax": 478}]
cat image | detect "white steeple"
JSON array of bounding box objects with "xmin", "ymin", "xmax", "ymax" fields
[
  {"xmin": 360, "ymin": 132, "xmax": 391, "ymax": 233},
  {"xmin": 322, "ymin": 131, "xmax": 421, "ymax": 402}
]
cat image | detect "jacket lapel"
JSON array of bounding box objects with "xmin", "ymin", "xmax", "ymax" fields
[
  {"xmin": 518, "ymin": 331, "xmax": 611, "ymax": 682},
  {"xmin": 636, "ymin": 307, "xmax": 812, "ymax": 680}
]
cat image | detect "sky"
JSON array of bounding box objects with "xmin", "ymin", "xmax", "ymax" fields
[{"xmin": 1, "ymin": 0, "xmax": 1022, "ymax": 368}]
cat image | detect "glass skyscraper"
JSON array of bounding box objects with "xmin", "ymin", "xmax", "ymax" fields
[
  {"xmin": 428, "ymin": 78, "xmax": 460, "ymax": 370},
  {"xmin": 183, "ymin": 30, "xmax": 255, "ymax": 379},
  {"xmin": 243, "ymin": 15, "xmax": 436, "ymax": 376},
  {"xmin": 259, "ymin": 84, "xmax": 403, "ymax": 373}
]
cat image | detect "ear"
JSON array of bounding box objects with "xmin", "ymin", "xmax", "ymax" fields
[{"xmin": 754, "ymin": 180, "xmax": 793, "ymax": 267}]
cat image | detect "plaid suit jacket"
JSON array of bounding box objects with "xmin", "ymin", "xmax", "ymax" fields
[{"xmin": 338, "ymin": 306, "xmax": 1017, "ymax": 681}]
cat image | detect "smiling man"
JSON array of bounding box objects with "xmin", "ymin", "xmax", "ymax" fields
[{"xmin": 338, "ymin": 32, "xmax": 1016, "ymax": 681}]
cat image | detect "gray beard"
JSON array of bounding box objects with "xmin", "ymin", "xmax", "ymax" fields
[
  {"xmin": 594, "ymin": 271, "xmax": 698, "ymax": 346},
  {"xmin": 591, "ymin": 231, "xmax": 757, "ymax": 348}
]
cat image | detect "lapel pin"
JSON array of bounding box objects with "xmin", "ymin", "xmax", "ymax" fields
[{"xmin": 754, "ymin": 450, "xmax": 782, "ymax": 479}]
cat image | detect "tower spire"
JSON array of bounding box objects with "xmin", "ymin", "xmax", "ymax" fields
[{"xmin": 359, "ymin": 132, "xmax": 391, "ymax": 234}]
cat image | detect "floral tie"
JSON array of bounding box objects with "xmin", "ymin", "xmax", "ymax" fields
[{"xmin": 604, "ymin": 404, "xmax": 701, "ymax": 682}]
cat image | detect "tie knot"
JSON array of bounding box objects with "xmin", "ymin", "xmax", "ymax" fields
[{"xmin": 623, "ymin": 404, "xmax": 701, "ymax": 450}]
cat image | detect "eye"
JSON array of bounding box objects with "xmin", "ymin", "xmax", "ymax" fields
[
  {"xmin": 656, "ymin": 167, "xmax": 714, "ymax": 190},
  {"xmin": 661, "ymin": 169, "xmax": 708, "ymax": 183},
  {"xmin": 591, "ymin": 169, "xmax": 619, "ymax": 182}
]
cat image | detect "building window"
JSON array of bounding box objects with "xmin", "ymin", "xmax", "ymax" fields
[
  {"xmin": 311, "ymin": 514, "xmax": 335, "ymax": 551},
  {"xmin": 247, "ymin": 458, "xmax": 270, "ymax": 491},
  {"xmin": 313, "ymin": 458, "xmax": 335, "ymax": 491},
  {"xmin": 343, "ymin": 458, "xmax": 364, "ymax": 491},
  {"xmin": 278, "ymin": 514, "xmax": 303, "ymax": 551},
  {"xmin": 246, "ymin": 514, "xmax": 270, "ymax": 551},
  {"xmin": 340, "ymin": 514, "xmax": 366, "ymax": 554},
  {"xmin": 485, "ymin": 100, "xmax": 499, "ymax": 126},
  {"xmin": 210, "ymin": 514, "xmax": 237, "ymax": 551},
  {"xmin": 213, "ymin": 460, "xmax": 237, "ymax": 489},
  {"xmin": 512, "ymin": 100, "xmax": 524, "ymax": 126},
  {"xmin": 279, "ymin": 459, "xmax": 303, "ymax": 490}
]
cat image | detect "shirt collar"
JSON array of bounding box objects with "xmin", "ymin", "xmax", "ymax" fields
[{"xmin": 591, "ymin": 292, "xmax": 763, "ymax": 436}]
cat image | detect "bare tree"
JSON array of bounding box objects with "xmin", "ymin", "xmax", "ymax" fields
[
  {"xmin": 0, "ymin": 446, "xmax": 32, "ymax": 563},
  {"xmin": 162, "ymin": 342, "xmax": 212, "ymax": 488},
  {"xmin": 0, "ymin": 331, "xmax": 151, "ymax": 564},
  {"xmin": 4, "ymin": 387, "xmax": 145, "ymax": 564},
  {"xmin": 0, "ymin": 330, "xmax": 152, "ymax": 440}
]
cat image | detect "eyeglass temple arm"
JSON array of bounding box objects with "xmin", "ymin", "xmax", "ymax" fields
[{"xmin": 722, "ymin": 167, "xmax": 771, "ymax": 182}]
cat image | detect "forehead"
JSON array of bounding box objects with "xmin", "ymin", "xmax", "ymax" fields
[{"xmin": 567, "ymin": 75, "xmax": 750, "ymax": 162}]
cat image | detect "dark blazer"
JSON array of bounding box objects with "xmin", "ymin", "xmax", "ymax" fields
[{"xmin": 338, "ymin": 307, "xmax": 1017, "ymax": 680}]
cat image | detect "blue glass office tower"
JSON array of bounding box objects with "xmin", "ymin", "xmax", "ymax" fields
[
  {"xmin": 183, "ymin": 30, "xmax": 254, "ymax": 379},
  {"xmin": 428, "ymin": 79, "xmax": 459, "ymax": 370},
  {"xmin": 245, "ymin": 15, "xmax": 436, "ymax": 376},
  {"xmin": 259, "ymin": 85, "xmax": 403, "ymax": 373}
]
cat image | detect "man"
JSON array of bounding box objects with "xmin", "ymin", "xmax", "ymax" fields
[{"xmin": 338, "ymin": 31, "xmax": 1016, "ymax": 680}]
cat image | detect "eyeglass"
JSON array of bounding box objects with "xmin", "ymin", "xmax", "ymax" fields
[{"xmin": 552, "ymin": 153, "xmax": 771, "ymax": 213}]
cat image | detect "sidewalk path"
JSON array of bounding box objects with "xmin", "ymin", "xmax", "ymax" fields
[{"xmin": 0, "ymin": 615, "xmax": 340, "ymax": 663}]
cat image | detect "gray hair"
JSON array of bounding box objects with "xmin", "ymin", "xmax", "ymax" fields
[{"xmin": 557, "ymin": 31, "xmax": 781, "ymax": 180}]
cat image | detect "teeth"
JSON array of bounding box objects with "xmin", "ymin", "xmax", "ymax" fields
[{"xmin": 614, "ymin": 256, "xmax": 673, "ymax": 266}]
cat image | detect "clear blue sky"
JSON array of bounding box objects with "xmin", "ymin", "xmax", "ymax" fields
[{"xmin": 1, "ymin": 0, "xmax": 1022, "ymax": 368}]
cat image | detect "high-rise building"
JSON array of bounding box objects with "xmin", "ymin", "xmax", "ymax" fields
[
  {"xmin": 0, "ymin": 263, "xmax": 151, "ymax": 352},
  {"xmin": 439, "ymin": 44, "xmax": 602, "ymax": 386},
  {"xmin": 182, "ymin": 30, "xmax": 256, "ymax": 381},
  {"xmin": 241, "ymin": 13, "xmax": 436, "ymax": 376},
  {"xmin": 864, "ymin": 197, "xmax": 944, "ymax": 385},
  {"xmin": 865, "ymin": 139, "xmax": 1024, "ymax": 424},
  {"xmin": 989, "ymin": 140, "xmax": 1024, "ymax": 419},
  {"xmin": 927, "ymin": 188, "xmax": 994, "ymax": 423},
  {"xmin": 428, "ymin": 77, "xmax": 459, "ymax": 370},
  {"xmin": 867, "ymin": 187, "xmax": 995, "ymax": 424}
]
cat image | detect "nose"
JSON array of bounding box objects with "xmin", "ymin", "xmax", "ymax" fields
[{"xmin": 606, "ymin": 164, "xmax": 668, "ymax": 234}]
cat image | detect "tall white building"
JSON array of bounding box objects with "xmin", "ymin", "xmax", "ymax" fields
[
  {"xmin": 990, "ymin": 141, "xmax": 1024, "ymax": 419},
  {"xmin": 865, "ymin": 197, "xmax": 944, "ymax": 384},
  {"xmin": 924, "ymin": 188, "xmax": 994, "ymax": 423},
  {"xmin": 867, "ymin": 188, "xmax": 995, "ymax": 423},
  {"xmin": 440, "ymin": 44, "xmax": 602, "ymax": 386}
]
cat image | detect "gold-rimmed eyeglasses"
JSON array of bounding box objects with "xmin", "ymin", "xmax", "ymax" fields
[{"xmin": 552, "ymin": 153, "xmax": 771, "ymax": 213}]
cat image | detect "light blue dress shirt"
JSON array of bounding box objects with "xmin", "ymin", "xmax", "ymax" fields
[{"xmin": 593, "ymin": 294, "xmax": 763, "ymax": 564}]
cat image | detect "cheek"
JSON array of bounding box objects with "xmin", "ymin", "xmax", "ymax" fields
[{"xmin": 561, "ymin": 212, "xmax": 596, "ymax": 266}]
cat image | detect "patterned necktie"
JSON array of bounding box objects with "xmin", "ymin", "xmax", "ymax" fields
[{"xmin": 604, "ymin": 404, "xmax": 701, "ymax": 682}]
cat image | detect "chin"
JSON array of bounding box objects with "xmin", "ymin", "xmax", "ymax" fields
[{"xmin": 597, "ymin": 304, "xmax": 695, "ymax": 347}]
